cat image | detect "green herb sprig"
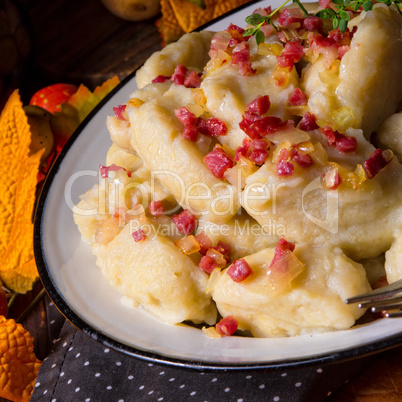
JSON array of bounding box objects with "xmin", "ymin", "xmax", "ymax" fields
[
  {"xmin": 243, "ymin": 0, "xmax": 309, "ymax": 45},
  {"xmin": 244, "ymin": 0, "xmax": 402, "ymax": 41}
]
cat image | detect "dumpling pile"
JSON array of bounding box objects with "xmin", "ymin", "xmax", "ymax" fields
[{"xmin": 73, "ymin": 3, "xmax": 402, "ymax": 337}]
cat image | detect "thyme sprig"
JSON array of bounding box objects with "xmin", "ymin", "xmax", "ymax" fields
[{"xmin": 244, "ymin": 0, "xmax": 402, "ymax": 41}]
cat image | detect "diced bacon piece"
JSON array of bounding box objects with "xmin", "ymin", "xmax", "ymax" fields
[
  {"xmin": 336, "ymin": 135, "xmax": 357, "ymax": 153},
  {"xmin": 113, "ymin": 105, "xmax": 126, "ymax": 120},
  {"xmin": 206, "ymin": 117, "xmax": 228, "ymax": 137},
  {"xmin": 216, "ymin": 316, "xmax": 238, "ymax": 336},
  {"xmin": 250, "ymin": 138, "xmax": 269, "ymax": 150},
  {"xmin": 184, "ymin": 70, "xmax": 202, "ymax": 88},
  {"xmin": 246, "ymin": 95, "xmax": 271, "ymax": 115},
  {"xmin": 249, "ymin": 149, "xmax": 269, "ymax": 165},
  {"xmin": 277, "ymin": 8, "xmax": 304, "ymax": 26},
  {"xmin": 210, "ymin": 31, "xmax": 231, "ymax": 55},
  {"xmin": 172, "ymin": 64, "xmax": 187, "ymax": 86},
  {"xmin": 363, "ymin": 149, "xmax": 393, "ymax": 179},
  {"xmin": 171, "ymin": 210, "xmax": 197, "ymax": 235},
  {"xmin": 199, "ymin": 255, "xmax": 218, "ymax": 273},
  {"xmin": 319, "ymin": 0, "xmax": 332, "ymax": 8},
  {"xmin": 253, "ymin": 7, "xmax": 272, "ymax": 17},
  {"xmin": 227, "ymin": 259, "xmax": 253, "ymax": 282},
  {"xmin": 175, "ymin": 107, "xmax": 197, "ymax": 126},
  {"xmin": 232, "ymin": 43, "xmax": 250, "ymax": 64},
  {"xmin": 261, "ymin": 23, "xmax": 276, "ymax": 37},
  {"xmin": 151, "ymin": 75, "xmax": 171, "ymax": 83},
  {"xmin": 234, "ymin": 140, "xmax": 251, "ymax": 161},
  {"xmin": 320, "ymin": 126, "xmax": 357, "ymax": 152},
  {"xmin": 328, "ymin": 28, "xmax": 354, "ymax": 46},
  {"xmin": 321, "ymin": 126, "xmax": 337, "ymax": 146},
  {"xmin": 226, "ymin": 23, "xmax": 248, "ymax": 45},
  {"xmin": 303, "ymin": 16, "xmax": 323, "ymax": 32},
  {"xmin": 276, "ymin": 160, "xmax": 294, "ymax": 176},
  {"xmin": 290, "ymin": 148, "xmax": 313, "ymax": 168},
  {"xmin": 132, "ymin": 229, "xmax": 146, "ymax": 242},
  {"xmin": 195, "ymin": 231, "xmax": 213, "ymax": 255},
  {"xmin": 289, "ymin": 88, "xmax": 307, "ymax": 106},
  {"xmin": 99, "ymin": 164, "xmax": 131, "ymax": 178},
  {"xmin": 203, "ymin": 147, "xmax": 233, "ymax": 179},
  {"xmin": 183, "ymin": 125, "xmax": 199, "ymax": 142},
  {"xmin": 322, "ymin": 168, "xmax": 342, "ymax": 190},
  {"xmin": 299, "ymin": 112, "xmax": 318, "ymax": 131},
  {"xmin": 239, "ymin": 115, "xmax": 289, "ymax": 139},
  {"xmin": 149, "ymin": 200, "xmax": 165, "ymax": 216},
  {"xmin": 238, "ymin": 61, "xmax": 256, "ymax": 76},
  {"xmin": 270, "ymin": 237, "xmax": 296, "ymax": 268},
  {"xmin": 277, "ymin": 41, "xmax": 304, "ymax": 71}
]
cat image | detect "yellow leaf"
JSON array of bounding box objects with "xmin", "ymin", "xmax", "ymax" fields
[
  {"xmin": 66, "ymin": 76, "xmax": 120, "ymax": 123},
  {"xmin": 0, "ymin": 90, "xmax": 44, "ymax": 293},
  {"xmin": 0, "ymin": 316, "xmax": 42, "ymax": 402},
  {"xmin": 158, "ymin": 0, "xmax": 253, "ymax": 44}
]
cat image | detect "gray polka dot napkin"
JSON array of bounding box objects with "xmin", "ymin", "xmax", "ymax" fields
[{"xmin": 31, "ymin": 297, "xmax": 372, "ymax": 402}]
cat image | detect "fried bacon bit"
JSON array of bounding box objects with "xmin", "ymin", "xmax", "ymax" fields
[
  {"xmin": 363, "ymin": 149, "xmax": 393, "ymax": 179},
  {"xmin": 270, "ymin": 237, "xmax": 296, "ymax": 268},
  {"xmin": 113, "ymin": 105, "xmax": 126, "ymax": 120},
  {"xmin": 195, "ymin": 231, "xmax": 213, "ymax": 255},
  {"xmin": 276, "ymin": 42, "xmax": 304, "ymax": 71},
  {"xmin": 246, "ymin": 95, "xmax": 271, "ymax": 115},
  {"xmin": 99, "ymin": 164, "xmax": 131, "ymax": 178},
  {"xmin": 151, "ymin": 75, "xmax": 171, "ymax": 83},
  {"xmin": 203, "ymin": 146, "xmax": 233, "ymax": 179},
  {"xmin": 132, "ymin": 229, "xmax": 146, "ymax": 242},
  {"xmin": 234, "ymin": 138, "xmax": 270, "ymax": 165},
  {"xmin": 226, "ymin": 23, "xmax": 249, "ymax": 46},
  {"xmin": 276, "ymin": 148, "xmax": 294, "ymax": 176},
  {"xmin": 289, "ymin": 88, "xmax": 307, "ymax": 106},
  {"xmin": 216, "ymin": 316, "xmax": 238, "ymax": 336},
  {"xmin": 227, "ymin": 259, "xmax": 253, "ymax": 283},
  {"xmin": 299, "ymin": 112, "xmax": 318, "ymax": 131},
  {"xmin": 277, "ymin": 8, "xmax": 304, "ymax": 27},
  {"xmin": 322, "ymin": 167, "xmax": 342, "ymax": 190},
  {"xmin": 171, "ymin": 209, "xmax": 197, "ymax": 235},
  {"xmin": 175, "ymin": 107, "xmax": 227, "ymax": 141},
  {"xmin": 232, "ymin": 43, "xmax": 256, "ymax": 76},
  {"xmin": 149, "ymin": 200, "xmax": 165, "ymax": 216},
  {"xmin": 290, "ymin": 147, "xmax": 314, "ymax": 168},
  {"xmin": 320, "ymin": 126, "xmax": 357, "ymax": 153},
  {"xmin": 199, "ymin": 255, "xmax": 218, "ymax": 273},
  {"xmin": 172, "ymin": 64, "xmax": 201, "ymax": 88},
  {"xmin": 303, "ymin": 16, "xmax": 323, "ymax": 32},
  {"xmin": 240, "ymin": 115, "xmax": 292, "ymax": 139}
]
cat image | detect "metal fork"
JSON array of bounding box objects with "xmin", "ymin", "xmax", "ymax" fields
[{"xmin": 346, "ymin": 278, "xmax": 402, "ymax": 318}]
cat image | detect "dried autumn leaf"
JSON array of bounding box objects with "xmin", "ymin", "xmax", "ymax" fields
[
  {"xmin": 67, "ymin": 75, "xmax": 120, "ymax": 123},
  {"xmin": 158, "ymin": 0, "xmax": 252, "ymax": 44},
  {"xmin": 0, "ymin": 316, "xmax": 42, "ymax": 401},
  {"xmin": 0, "ymin": 90, "xmax": 44, "ymax": 293}
]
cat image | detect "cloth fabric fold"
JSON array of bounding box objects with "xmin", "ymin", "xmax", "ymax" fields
[{"xmin": 31, "ymin": 296, "xmax": 372, "ymax": 401}]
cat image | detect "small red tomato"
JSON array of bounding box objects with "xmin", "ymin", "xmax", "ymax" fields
[
  {"xmin": 0, "ymin": 287, "xmax": 8, "ymax": 317},
  {"xmin": 30, "ymin": 83, "xmax": 78, "ymax": 113}
]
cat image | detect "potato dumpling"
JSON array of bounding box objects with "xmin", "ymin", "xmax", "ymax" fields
[
  {"xmin": 92, "ymin": 223, "xmax": 217, "ymax": 325},
  {"xmin": 211, "ymin": 245, "xmax": 370, "ymax": 337}
]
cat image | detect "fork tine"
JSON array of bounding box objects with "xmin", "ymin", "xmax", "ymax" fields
[
  {"xmin": 359, "ymin": 294, "xmax": 402, "ymax": 309},
  {"xmin": 371, "ymin": 302, "xmax": 402, "ymax": 313},
  {"xmin": 385, "ymin": 311, "xmax": 402, "ymax": 318},
  {"xmin": 346, "ymin": 278, "xmax": 402, "ymax": 304}
]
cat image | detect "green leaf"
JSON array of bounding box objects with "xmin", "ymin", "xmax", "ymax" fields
[
  {"xmin": 332, "ymin": 0, "xmax": 344, "ymax": 5},
  {"xmin": 353, "ymin": 1, "xmax": 362, "ymax": 11},
  {"xmin": 316, "ymin": 8, "xmax": 336, "ymax": 19},
  {"xmin": 339, "ymin": 9, "xmax": 351, "ymax": 20},
  {"xmin": 243, "ymin": 27, "xmax": 257, "ymax": 37},
  {"xmin": 186, "ymin": 0, "xmax": 206, "ymax": 9},
  {"xmin": 339, "ymin": 18, "xmax": 348, "ymax": 32},
  {"xmin": 245, "ymin": 13, "xmax": 266, "ymax": 25},
  {"xmin": 255, "ymin": 30, "xmax": 265, "ymax": 46},
  {"xmin": 362, "ymin": 0, "xmax": 374, "ymax": 10},
  {"xmin": 344, "ymin": 0, "xmax": 351, "ymax": 6},
  {"xmin": 333, "ymin": 17, "xmax": 340, "ymax": 29}
]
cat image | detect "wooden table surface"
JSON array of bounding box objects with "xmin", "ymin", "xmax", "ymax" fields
[{"xmin": 2, "ymin": 0, "xmax": 401, "ymax": 400}]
